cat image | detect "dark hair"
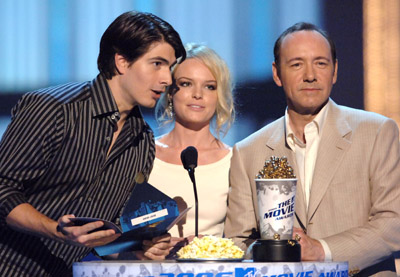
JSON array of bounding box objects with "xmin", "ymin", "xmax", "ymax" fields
[
  {"xmin": 98, "ymin": 11, "xmax": 186, "ymax": 79},
  {"xmin": 273, "ymin": 22, "xmax": 336, "ymax": 69}
]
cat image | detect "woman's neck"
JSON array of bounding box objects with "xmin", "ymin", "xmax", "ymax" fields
[
  {"xmin": 159, "ymin": 123, "xmax": 219, "ymax": 150},
  {"xmin": 155, "ymin": 124, "xmax": 229, "ymax": 165}
]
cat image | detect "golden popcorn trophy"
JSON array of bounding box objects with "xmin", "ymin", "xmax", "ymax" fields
[{"xmin": 252, "ymin": 156, "xmax": 301, "ymax": 262}]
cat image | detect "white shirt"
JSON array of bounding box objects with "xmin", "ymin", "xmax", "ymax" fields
[
  {"xmin": 148, "ymin": 150, "xmax": 232, "ymax": 238},
  {"xmin": 285, "ymin": 105, "xmax": 328, "ymax": 208},
  {"xmin": 285, "ymin": 104, "xmax": 332, "ymax": 261}
]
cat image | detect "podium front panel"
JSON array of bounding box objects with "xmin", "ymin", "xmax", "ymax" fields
[{"xmin": 73, "ymin": 260, "xmax": 348, "ymax": 276}]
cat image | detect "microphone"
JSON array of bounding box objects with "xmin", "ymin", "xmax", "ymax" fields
[{"xmin": 180, "ymin": 146, "xmax": 199, "ymax": 237}]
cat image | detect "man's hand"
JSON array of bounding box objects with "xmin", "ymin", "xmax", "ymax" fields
[
  {"xmin": 292, "ymin": 227, "xmax": 325, "ymax": 261},
  {"xmin": 56, "ymin": 215, "xmax": 120, "ymax": 248},
  {"xmin": 6, "ymin": 204, "xmax": 120, "ymax": 248},
  {"xmin": 136, "ymin": 233, "xmax": 172, "ymax": 260}
]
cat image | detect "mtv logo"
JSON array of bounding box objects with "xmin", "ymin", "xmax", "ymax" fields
[{"xmin": 235, "ymin": 267, "xmax": 257, "ymax": 277}]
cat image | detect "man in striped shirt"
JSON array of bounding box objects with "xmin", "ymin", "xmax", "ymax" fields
[{"xmin": 0, "ymin": 11, "xmax": 185, "ymax": 276}]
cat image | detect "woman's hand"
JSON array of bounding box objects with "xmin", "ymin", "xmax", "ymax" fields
[{"xmin": 136, "ymin": 233, "xmax": 172, "ymax": 260}]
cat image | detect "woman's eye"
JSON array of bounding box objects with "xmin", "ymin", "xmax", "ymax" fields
[
  {"xmin": 206, "ymin": 85, "xmax": 216, "ymax": 90},
  {"xmin": 153, "ymin": 61, "xmax": 162, "ymax": 67},
  {"xmin": 178, "ymin": 81, "xmax": 190, "ymax": 87}
]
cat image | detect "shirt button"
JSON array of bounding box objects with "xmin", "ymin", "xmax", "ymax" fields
[
  {"xmin": 105, "ymin": 137, "xmax": 111, "ymax": 141},
  {"xmin": 111, "ymin": 115, "xmax": 116, "ymax": 120},
  {"xmin": 87, "ymin": 197, "xmax": 92, "ymax": 202},
  {"xmin": 59, "ymin": 255, "xmax": 64, "ymax": 259}
]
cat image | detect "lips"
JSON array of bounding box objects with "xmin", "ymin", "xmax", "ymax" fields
[
  {"xmin": 151, "ymin": 89, "xmax": 164, "ymax": 95},
  {"xmin": 188, "ymin": 104, "xmax": 205, "ymax": 109},
  {"xmin": 300, "ymin": 86, "xmax": 321, "ymax": 91}
]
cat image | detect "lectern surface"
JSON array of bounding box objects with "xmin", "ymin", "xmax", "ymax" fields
[{"xmin": 73, "ymin": 260, "xmax": 348, "ymax": 277}]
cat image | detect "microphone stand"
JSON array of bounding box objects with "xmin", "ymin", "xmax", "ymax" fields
[
  {"xmin": 181, "ymin": 146, "xmax": 199, "ymax": 238},
  {"xmin": 188, "ymin": 167, "xmax": 198, "ymax": 237}
]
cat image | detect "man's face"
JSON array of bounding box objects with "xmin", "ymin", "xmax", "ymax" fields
[
  {"xmin": 272, "ymin": 30, "xmax": 338, "ymax": 115},
  {"xmin": 117, "ymin": 41, "xmax": 176, "ymax": 108}
]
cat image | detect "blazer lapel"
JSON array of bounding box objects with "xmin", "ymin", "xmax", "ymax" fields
[{"xmin": 307, "ymin": 101, "xmax": 352, "ymax": 221}]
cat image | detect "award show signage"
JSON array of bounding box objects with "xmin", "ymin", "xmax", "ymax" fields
[{"xmin": 73, "ymin": 260, "xmax": 348, "ymax": 277}]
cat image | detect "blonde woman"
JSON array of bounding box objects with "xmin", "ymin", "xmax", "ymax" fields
[{"xmin": 148, "ymin": 43, "xmax": 235, "ymax": 243}]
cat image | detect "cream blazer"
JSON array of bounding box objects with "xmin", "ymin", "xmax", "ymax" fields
[{"xmin": 225, "ymin": 99, "xmax": 400, "ymax": 276}]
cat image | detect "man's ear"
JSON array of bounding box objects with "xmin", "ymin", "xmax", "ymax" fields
[
  {"xmin": 332, "ymin": 59, "xmax": 338, "ymax": 85},
  {"xmin": 115, "ymin": 53, "xmax": 128, "ymax": 75},
  {"xmin": 272, "ymin": 62, "xmax": 283, "ymax": 87}
]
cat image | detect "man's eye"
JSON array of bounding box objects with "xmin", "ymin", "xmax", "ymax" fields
[
  {"xmin": 317, "ymin": 62, "xmax": 328, "ymax": 67},
  {"xmin": 153, "ymin": 61, "xmax": 162, "ymax": 67},
  {"xmin": 291, "ymin": 63, "xmax": 301, "ymax": 68}
]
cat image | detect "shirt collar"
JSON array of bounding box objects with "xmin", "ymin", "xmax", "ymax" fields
[
  {"xmin": 285, "ymin": 101, "xmax": 329, "ymax": 148},
  {"xmin": 91, "ymin": 74, "xmax": 119, "ymax": 117}
]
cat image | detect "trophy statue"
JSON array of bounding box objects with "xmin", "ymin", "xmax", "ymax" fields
[{"xmin": 252, "ymin": 156, "xmax": 301, "ymax": 262}]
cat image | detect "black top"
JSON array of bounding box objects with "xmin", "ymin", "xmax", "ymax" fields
[{"xmin": 0, "ymin": 74, "xmax": 155, "ymax": 276}]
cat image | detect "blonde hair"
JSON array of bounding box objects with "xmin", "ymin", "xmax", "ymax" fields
[{"xmin": 155, "ymin": 43, "xmax": 235, "ymax": 137}]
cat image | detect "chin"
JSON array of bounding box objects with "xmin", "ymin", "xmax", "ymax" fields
[
  {"xmin": 140, "ymin": 101, "xmax": 157, "ymax": 109},
  {"xmin": 303, "ymin": 99, "xmax": 327, "ymax": 110}
]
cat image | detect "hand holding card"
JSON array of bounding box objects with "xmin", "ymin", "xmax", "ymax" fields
[
  {"xmin": 74, "ymin": 182, "xmax": 192, "ymax": 256},
  {"xmin": 69, "ymin": 217, "xmax": 122, "ymax": 234}
]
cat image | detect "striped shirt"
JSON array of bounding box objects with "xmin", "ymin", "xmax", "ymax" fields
[{"xmin": 0, "ymin": 74, "xmax": 155, "ymax": 276}]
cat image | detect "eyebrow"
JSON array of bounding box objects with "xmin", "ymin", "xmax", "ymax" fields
[
  {"xmin": 286, "ymin": 57, "xmax": 303, "ymax": 64},
  {"xmin": 150, "ymin": 56, "xmax": 176, "ymax": 67},
  {"xmin": 314, "ymin": 56, "xmax": 331, "ymax": 61},
  {"xmin": 176, "ymin": 77, "xmax": 217, "ymax": 83},
  {"xmin": 287, "ymin": 56, "xmax": 331, "ymax": 63}
]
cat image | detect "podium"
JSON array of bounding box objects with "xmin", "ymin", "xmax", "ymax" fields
[{"xmin": 73, "ymin": 260, "xmax": 348, "ymax": 276}]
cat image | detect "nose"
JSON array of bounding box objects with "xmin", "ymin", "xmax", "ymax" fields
[
  {"xmin": 303, "ymin": 63, "xmax": 316, "ymax": 83},
  {"xmin": 192, "ymin": 85, "xmax": 203, "ymax": 99},
  {"xmin": 160, "ymin": 68, "xmax": 173, "ymax": 86}
]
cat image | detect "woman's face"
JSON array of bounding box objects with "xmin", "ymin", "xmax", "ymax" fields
[{"xmin": 172, "ymin": 58, "xmax": 218, "ymax": 130}]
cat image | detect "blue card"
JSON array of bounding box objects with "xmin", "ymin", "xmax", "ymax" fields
[{"xmin": 93, "ymin": 181, "xmax": 190, "ymax": 256}]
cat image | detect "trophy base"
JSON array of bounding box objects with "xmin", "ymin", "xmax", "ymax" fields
[{"xmin": 252, "ymin": 239, "xmax": 301, "ymax": 262}]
